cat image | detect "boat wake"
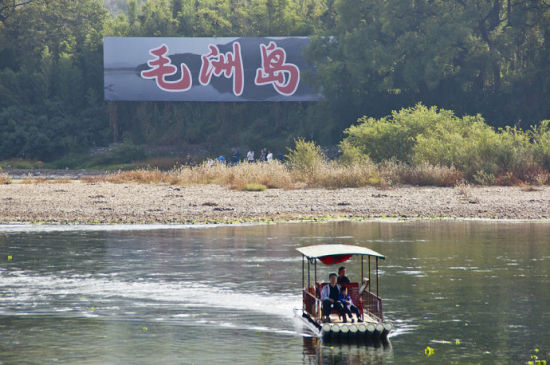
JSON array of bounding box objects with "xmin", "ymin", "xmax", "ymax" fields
[{"xmin": 0, "ymin": 270, "xmax": 303, "ymax": 334}]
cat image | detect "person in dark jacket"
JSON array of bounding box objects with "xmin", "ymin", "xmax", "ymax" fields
[
  {"xmin": 337, "ymin": 266, "xmax": 350, "ymax": 284},
  {"xmin": 320, "ymin": 273, "xmax": 346, "ymax": 323}
]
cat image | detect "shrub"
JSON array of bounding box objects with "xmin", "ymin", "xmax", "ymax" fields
[
  {"xmin": 342, "ymin": 103, "xmax": 456, "ymax": 162},
  {"xmin": 242, "ymin": 183, "xmax": 267, "ymax": 191},
  {"xmin": 307, "ymin": 161, "xmax": 382, "ymax": 188},
  {"xmin": 377, "ymin": 160, "xmax": 463, "ymax": 186},
  {"xmin": 338, "ymin": 140, "xmax": 368, "ymax": 166},
  {"xmin": 0, "ymin": 173, "xmax": 11, "ymax": 184},
  {"xmin": 413, "ymin": 114, "xmax": 503, "ymax": 179},
  {"xmin": 341, "ymin": 104, "xmax": 550, "ymax": 184},
  {"xmin": 472, "ymin": 170, "xmax": 496, "ymax": 185},
  {"xmin": 531, "ymin": 120, "xmax": 550, "ymax": 171},
  {"xmin": 492, "ymin": 127, "xmax": 534, "ymax": 179},
  {"xmin": 286, "ymin": 138, "xmax": 325, "ymax": 178}
]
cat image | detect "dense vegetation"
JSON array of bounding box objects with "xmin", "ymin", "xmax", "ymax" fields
[
  {"xmin": 0, "ymin": 0, "xmax": 549, "ymax": 171},
  {"xmin": 340, "ymin": 104, "xmax": 550, "ymax": 185}
]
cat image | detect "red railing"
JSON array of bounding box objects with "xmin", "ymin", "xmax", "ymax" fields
[
  {"xmin": 303, "ymin": 288, "xmax": 321, "ymax": 318},
  {"xmin": 361, "ymin": 290, "xmax": 383, "ymax": 321}
]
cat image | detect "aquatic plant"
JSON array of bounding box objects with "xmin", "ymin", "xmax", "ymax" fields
[{"xmin": 424, "ymin": 346, "xmax": 435, "ymax": 356}]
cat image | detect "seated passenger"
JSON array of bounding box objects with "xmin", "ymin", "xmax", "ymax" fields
[
  {"xmin": 338, "ymin": 286, "xmax": 363, "ymax": 323},
  {"xmin": 320, "ymin": 273, "xmax": 346, "ymax": 323},
  {"xmin": 337, "ymin": 266, "xmax": 350, "ymax": 284}
]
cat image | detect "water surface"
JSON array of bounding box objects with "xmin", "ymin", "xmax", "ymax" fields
[{"xmin": 1, "ymin": 221, "xmax": 549, "ymax": 364}]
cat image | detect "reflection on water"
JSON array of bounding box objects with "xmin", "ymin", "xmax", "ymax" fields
[
  {"xmin": 302, "ymin": 337, "xmax": 393, "ymax": 365},
  {"xmin": 1, "ymin": 221, "xmax": 549, "ymax": 364}
]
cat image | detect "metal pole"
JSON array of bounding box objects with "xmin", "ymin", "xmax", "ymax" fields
[
  {"xmin": 307, "ymin": 259, "xmax": 310, "ymax": 288},
  {"xmin": 302, "ymin": 255, "xmax": 304, "ymax": 289},
  {"xmin": 368, "ymin": 256, "xmax": 371, "ymax": 287},
  {"xmin": 376, "ymin": 257, "xmax": 379, "ymax": 298},
  {"xmin": 361, "ymin": 256, "xmax": 364, "ymax": 282},
  {"xmin": 302, "ymin": 255, "xmax": 305, "ymax": 311},
  {"xmin": 314, "ymin": 259, "xmax": 317, "ymax": 285}
]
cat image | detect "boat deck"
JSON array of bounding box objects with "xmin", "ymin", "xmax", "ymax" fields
[{"xmin": 324, "ymin": 312, "xmax": 378, "ymax": 324}]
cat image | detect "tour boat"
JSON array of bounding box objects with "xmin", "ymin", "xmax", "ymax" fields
[{"xmin": 295, "ymin": 244, "xmax": 392, "ymax": 343}]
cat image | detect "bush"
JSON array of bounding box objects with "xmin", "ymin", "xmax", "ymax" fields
[
  {"xmin": 377, "ymin": 161, "xmax": 463, "ymax": 186},
  {"xmin": 413, "ymin": 114, "xmax": 502, "ymax": 178},
  {"xmin": 307, "ymin": 161, "xmax": 382, "ymax": 188},
  {"xmin": 286, "ymin": 138, "xmax": 326, "ymax": 177},
  {"xmin": 342, "ymin": 104, "xmax": 455, "ymax": 162},
  {"xmin": 531, "ymin": 120, "xmax": 550, "ymax": 171},
  {"xmin": 343, "ymin": 103, "xmax": 548, "ymax": 183},
  {"xmin": 338, "ymin": 140, "xmax": 368, "ymax": 166},
  {"xmin": 242, "ymin": 183, "xmax": 267, "ymax": 191},
  {"xmin": 0, "ymin": 173, "xmax": 11, "ymax": 184}
]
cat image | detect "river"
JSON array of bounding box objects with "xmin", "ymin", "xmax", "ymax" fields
[{"xmin": 1, "ymin": 221, "xmax": 549, "ymax": 364}]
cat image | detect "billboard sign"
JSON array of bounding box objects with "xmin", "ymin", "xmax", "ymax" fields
[{"xmin": 104, "ymin": 37, "xmax": 321, "ymax": 102}]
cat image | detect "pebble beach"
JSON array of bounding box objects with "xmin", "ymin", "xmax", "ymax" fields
[{"xmin": 1, "ymin": 181, "xmax": 549, "ymax": 224}]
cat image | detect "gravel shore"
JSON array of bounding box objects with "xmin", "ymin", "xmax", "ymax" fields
[{"xmin": 1, "ymin": 181, "xmax": 549, "ymax": 224}]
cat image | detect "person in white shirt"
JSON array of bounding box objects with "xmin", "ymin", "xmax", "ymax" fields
[
  {"xmin": 266, "ymin": 151, "xmax": 273, "ymax": 162},
  {"xmin": 247, "ymin": 150, "xmax": 254, "ymax": 163}
]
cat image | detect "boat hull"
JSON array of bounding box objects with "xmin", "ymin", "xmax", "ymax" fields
[{"xmin": 295, "ymin": 309, "xmax": 392, "ymax": 344}]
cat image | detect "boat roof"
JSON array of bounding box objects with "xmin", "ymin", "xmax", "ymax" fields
[{"xmin": 296, "ymin": 244, "xmax": 385, "ymax": 260}]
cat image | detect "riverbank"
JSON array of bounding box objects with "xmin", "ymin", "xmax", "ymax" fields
[{"xmin": 1, "ymin": 182, "xmax": 548, "ymax": 224}]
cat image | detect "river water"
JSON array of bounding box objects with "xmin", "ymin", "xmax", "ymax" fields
[{"xmin": 0, "ymin": 221, "xmax": 549, "ymax": 364}]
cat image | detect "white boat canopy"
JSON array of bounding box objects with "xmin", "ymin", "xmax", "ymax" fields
[{"xmin": 296, "ymin": 244, "xmax": 385, "ymax": 260}]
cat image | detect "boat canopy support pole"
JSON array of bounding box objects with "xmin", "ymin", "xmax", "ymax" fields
[
  {"xmin": 368, "ymin": 256, "xmax": 371, "ymax": 286},
  {"xmin": 376, "ymin": 257, "xmax": 379, "ymax": 297},
  {"xmin": 307, "ymin": 258, "xmax": 310, "ymax": 288},
  {"xmin": 361, "ymin": 256, "xmax": 364, "ymax": 281},
  {"xmin": 302, "ymin": 255, "xmax": 304, "ymax": 289},
  {"xmin": 314, "ymin": 259, "xmax": 317, "ymax": 285}
]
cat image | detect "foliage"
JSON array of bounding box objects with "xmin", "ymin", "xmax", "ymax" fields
[
  {"xmin": 308, "ymin": 0, "xmax": 550, "ymax": 126},
  {"xmin": 531, "ymin": 120, "xmax": 550, "ymax": 171},
  {"xmin": 343, "ymin": 104, "xmax": 456, "ymax": 163},
  {"xmin": 343, "ymin": 104, "xmax": 549, "ymax": 183},
  {"xmin": 285, "ymin": 138, "xmax": 325, "ymax": 176},
  {"xmin": 242, "ymin": 183, "xmax": 267, "ymax": 192},
  {"xmin": 0, "ymin": 0, "xmax": 550, "ymax": 172},
  {"xmin": 0, "ymin": 173, "xmax": 11, "ymax": 184},
  {"xmin": 337, "ymin": 140, "xmax": 368, "ymax": 166}
]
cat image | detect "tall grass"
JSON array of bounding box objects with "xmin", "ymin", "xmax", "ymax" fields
[
  {"xmin": 174, "ymin": 161, "xmax": 295, "ymax": 189},
  {"xmin": 85, "ymin": 159, "xmax": 469, "ymax": 189},
  {"xmin": 79, "ymin": 128, "xmax": 547, "ymax": 189},
  {"xmin": 0, "ymin": 173, "xmax": 11, "ymax": 184}
]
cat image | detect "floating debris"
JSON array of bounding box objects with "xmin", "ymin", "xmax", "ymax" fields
[{"xmin": 425, "ymin": 346, "xmax": 435, "ymax": 356}]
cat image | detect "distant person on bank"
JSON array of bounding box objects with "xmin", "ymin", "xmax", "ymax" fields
[
  {"xmin": 259, "ymin": 148, "xmax": 267, "ymax": 162},
  {"xmin": 231, "ymin": 149, "xmax": 240, "ymax": 165},
  {"xmin": 247, "ymin": 150, "xmax": 254, "ymax": 163}
]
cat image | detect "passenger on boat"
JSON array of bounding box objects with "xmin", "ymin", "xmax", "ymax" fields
[
  {"xmin": 337, "ymin": 266, "xmax": 350, "ymax": 284},
  {"xmin": 320, "ymin": 273, "xmax": 346, "ymax": 323},
  {"xmin": 338, "ymin": 286, "xmax": 363, "ymax": 323}
]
